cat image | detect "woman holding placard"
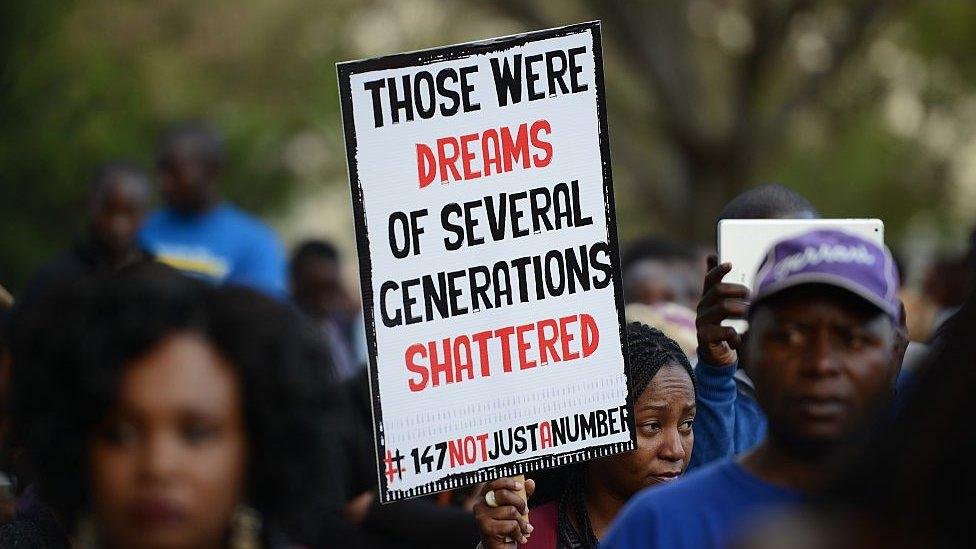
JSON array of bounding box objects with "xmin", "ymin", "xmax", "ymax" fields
[{"xmin": 474, "ymin": 323, "xmax": 697, "ymax": 548}]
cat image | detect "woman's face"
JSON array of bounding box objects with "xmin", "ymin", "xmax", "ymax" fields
[
  {"xmin": 90, "ymin": 332, "xmax": 248, "ymax": 549},
  {"xmin": 591, "ymin": 362, "xmax": 696, "ymax": 500}
]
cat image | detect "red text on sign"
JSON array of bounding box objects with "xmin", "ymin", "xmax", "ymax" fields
[
  {"xmin": 416, "ymin": 119, "xmax": 552, "ymax": 188},
  {"xmin": 404, "ymin": 312, "xmax": 599, "ymax": 392}
]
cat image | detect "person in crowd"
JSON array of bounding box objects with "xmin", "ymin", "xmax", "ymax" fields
[
  {"xmin": 810, "ymin": 276, "xmax": 975, "ymax": 547},
  {"xmin": 18, "ymin": 162, "xmax": 152, "ymax": 304},
  {"xmin": 1, "ymin": 287, "xmax": 71, "ymax": 546},
  {"xmin": 7, "ymin": 166, "xmax": 156, "ymax": 508},
  {"xmin": 735, "ymin": 258, "xmax": 976, "ymax": 549},
  {"xmin": 622, "ymin": 236, "xmax": 698, "ymax": 309},
  {"xmin": 8, "ymin": 264, "xmax": 342, "ymax": 547},
  {"xmin": 0, "ymin": 294, "xmax": 12, "ymax": 422},
  {"xmin": 474, "ymin": 323, "xmax": 697, "ymax": 548},
  {"xmin": 621, "ymin": 236, "xmax": 699, "ymax": 358},
  {"xmin": 337, "ymin": 367, "xmax": 481, "ymax": 548},
  {"xmin": 625, "ymin": 303, "xmax": 697, "ymax": 359},
  {"xmin": 290, "ymin": 239, "xmax": 363, "ymax": 382},
  {"xmin": 690, "ymin": 183, "xmax": 821, "ymax": 469},
  {"xmin": 920, "ymin": 253, "xmax": 972, "ymax": 339},
  {"xmin": 0, "ymin": 300, "xmax": 13, "ymax": 526},
  {"xmin": 140, "ymin": 122, "xmax": 286, "ymax": 298},
  {"xmin": 715, "ymin": 183, "xmax": 818, "ymax": 222},
  {"xmin": 603, "ymin": 229, "xmax": 903, "ymax": 548}
]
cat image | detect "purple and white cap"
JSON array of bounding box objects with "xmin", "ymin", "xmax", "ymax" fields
[{"xmin": 752, "ymin": 229, "xmax": 901, "ymax": 322}]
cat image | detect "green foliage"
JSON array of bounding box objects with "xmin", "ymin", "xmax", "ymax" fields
[
  {"xmin": 2, "ymin": 0, "xmax": 975, "ymax": 292},
  {"xmin": 0, "ymin": 0, "xmax": 359, "ymax": 291}
]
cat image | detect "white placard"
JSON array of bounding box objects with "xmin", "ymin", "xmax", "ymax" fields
[{"xmin": 338, "ymin": 21, "xmax": 632, "ymax": 502}]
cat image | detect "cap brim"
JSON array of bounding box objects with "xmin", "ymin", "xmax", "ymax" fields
[{"xmin": 751, "ymin": 272, "xmax": 899, "ymax": 321}]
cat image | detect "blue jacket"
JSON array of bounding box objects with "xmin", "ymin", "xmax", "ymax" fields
[{"xmin": 689, "ymin": 358, "xmax": 765, "ymax": 471}]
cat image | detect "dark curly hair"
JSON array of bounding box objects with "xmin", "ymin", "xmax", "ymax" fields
[
  {"xmin": 624, "ymin": 321, "xmax": 696, "ymax": 406},
  {"xmin": 9, "ymin": 263, "xmax": 340, "ymax": 541},
  {"xmin": 717, "ymin": 183, "xmax": 819, "ymax": 221}
]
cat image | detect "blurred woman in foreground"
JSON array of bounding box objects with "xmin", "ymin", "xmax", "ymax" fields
[
  {"xmin": 10, "ymin": 264, "xmax": 338, "ymax": 548},
  {"xmin": 474, "ymin": 323, "xmax": 698, "ymax": 548}
]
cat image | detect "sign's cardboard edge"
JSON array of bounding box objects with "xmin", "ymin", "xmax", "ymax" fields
[{"xmin": 336, "ymin": 20, "xmax": 635, "ymax": 504}]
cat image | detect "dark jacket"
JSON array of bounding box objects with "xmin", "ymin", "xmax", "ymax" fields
[{"xmin": 338, "ymin": 369, "xmax": 480, "ymax": 548}]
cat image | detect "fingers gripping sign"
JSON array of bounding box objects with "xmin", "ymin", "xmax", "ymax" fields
[
  {"xmin": 696, "ymin": 255, "xmax": 750, "ymax": 366},
  {"xmin": 475, "ymin": 476, "xmax": 536, "ymax": 548}
]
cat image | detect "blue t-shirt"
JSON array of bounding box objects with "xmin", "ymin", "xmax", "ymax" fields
[
  {"xmin": 139, "ymin": 203, "xmax": 286, "ymax": 298},
  {"xmin": 603, "ymin": 459, "xmax": 804, "ymax": 549}
]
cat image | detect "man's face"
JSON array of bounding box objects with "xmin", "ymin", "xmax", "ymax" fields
[
  {"xmin": 292, "ymin": 257, "xmax": 344, "ymax": 320},
  {"xmin": 745, "ymin": 286, "xmax": 898, "ymax": 454},
  {"xmin": 156, "ymin": 142, "xmax": 215, "ymax": 214},
  {"xmin": 625, "ymin": 260, "xmax": 680, "ymax": 306},
  {"xmin": 91, "ymin": 174, "xmax": 149, "ymax": 256}
]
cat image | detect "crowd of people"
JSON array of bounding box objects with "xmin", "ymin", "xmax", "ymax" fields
[{"xmin": 0, "ymin": 121, "xmax": 972, "ymax": 548}]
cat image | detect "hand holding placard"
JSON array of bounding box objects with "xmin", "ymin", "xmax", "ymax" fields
[{"xmin": 475, "ymin": 475, "xmax": 534, "ymax": 547}]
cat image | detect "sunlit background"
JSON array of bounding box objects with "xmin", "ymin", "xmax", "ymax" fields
[{"xmin": 3, "ymin": 0, "xmax": 975, "ymax": 292}]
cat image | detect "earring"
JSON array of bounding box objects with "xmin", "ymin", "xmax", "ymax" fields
[{"xmin": 230, "ymin": 504, "xmax": 263, "ymax": 549}]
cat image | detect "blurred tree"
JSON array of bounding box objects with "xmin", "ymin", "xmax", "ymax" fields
[
  {"xmin": 0, "ymin": 0, "xmax": 361, "ymax": 291},
  {"xmin": 488, "ymin": 0, "xmax": 929, "ymax": 242},
  {"xmin": 0, "ymin": 1, "xmax": 77, "ymax": 292},
  {"xmin": 3, "ymin": 0, "xmax": 976, "ymax": 292}
]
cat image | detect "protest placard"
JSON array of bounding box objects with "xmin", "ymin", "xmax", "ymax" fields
[{"xmin": 337, "ymin": 21, "xmax": 632, "ymax": 503}]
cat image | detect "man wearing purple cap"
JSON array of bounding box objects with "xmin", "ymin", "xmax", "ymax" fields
[
  {"xmin": 689, "ymin": 184, "xmax": 820, "ymax": 470},
  {"xmin": 603, "ymin": 230, "xmax": 903, "ymax": 549}
]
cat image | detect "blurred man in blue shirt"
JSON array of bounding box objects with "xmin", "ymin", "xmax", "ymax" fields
[{"xmin": 140, "ymin": 122, "xmax": 286, "ymax": 298}]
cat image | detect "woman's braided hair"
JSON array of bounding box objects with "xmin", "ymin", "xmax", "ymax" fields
[
  {"xmin": 556, "ymin": 322, "xmax": 696, "ymax": 548},
  {"xmin": 625, "ymin": 322, "xmax": 696, "ymax": 407}
]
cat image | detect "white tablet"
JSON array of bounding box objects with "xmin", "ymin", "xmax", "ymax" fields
[{"xmin": 717, "ymin": 218, "xmax": 884, "ymax": 331}]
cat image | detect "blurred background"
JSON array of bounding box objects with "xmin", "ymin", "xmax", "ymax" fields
[{"xmin": 3, "ymin": 0, "xmax": 975, "ymax": 293}]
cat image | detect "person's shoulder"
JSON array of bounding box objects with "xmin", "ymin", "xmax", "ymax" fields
[
  {"xmin": 140, "ymin": 208, "xmax": 168, "ymax": 230},
  {"xmin": 667, "ymin": 457, "xmax": 740, "ymax": 488},
  {"xmin": 215, "ymin": 202, "xmax": 264, "ymax": 227},
  {"xmin": 630, "ymin": 459, "xmax": 740, "ymax": 511},
  {"xmin": 23, "ymin": 245, "xmax": 91, "ymax": 296},
  {"xmin": 216, "ymin": 203, "xmax": 281, "ymax": 242},
  {"xmin": 42, "ymin": 246, "xmax": 88, "ymax": 273},
  {"xmin": 604, "ymin": 474, "xmax": 691, "ymax": 548},
  {"xmin": 604, "ymin": 460, "xmax": 751, "ymax": 548}
]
